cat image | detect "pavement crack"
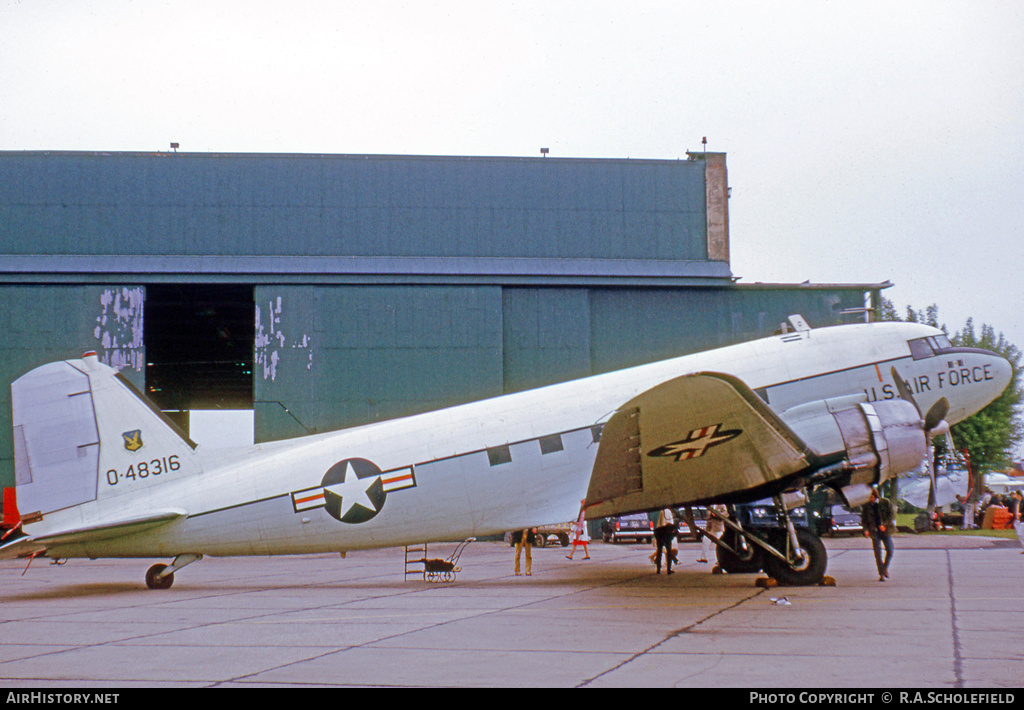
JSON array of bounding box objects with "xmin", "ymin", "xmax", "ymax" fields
[
  {"xmin": 946, "ymin": 549, "xmax": 964, "ymax": 688},
  {"xmin": 576, "ymin": 587, "xmax": 767, "ymax": 687}
]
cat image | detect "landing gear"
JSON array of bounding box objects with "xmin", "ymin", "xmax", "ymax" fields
[
  {"xmin": 715, "ymin": 528, "xmax": 763, "ymax": 574},
  {"xmin": 761, "ymin": 527, "xmax": 827, "ymax": 586},
  {"xmin": 144, "ymin": 553, "xmax": 203, "ymax": 590},
  {"xmin": 706, "ymin": 501, "xmax": 828, "ymax": 586},
  {"xmin": 145, "ymin": 563, "xmax": 174, "ymax": 590}
]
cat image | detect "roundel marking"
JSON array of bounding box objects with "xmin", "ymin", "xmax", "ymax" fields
[{"xmin": 321, "ymin": 458, "xmax": 387, "ymax": 524}]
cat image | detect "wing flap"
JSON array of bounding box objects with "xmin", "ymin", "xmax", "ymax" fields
[
  {"xmin": 0, "ymin": 510, "xmax": 186, "ymax": 559},
  {"xmin": 587, "ymin": 372, "xmax": 815, "ymax": 518}
]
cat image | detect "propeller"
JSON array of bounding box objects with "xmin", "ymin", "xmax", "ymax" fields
[{"xmin": 891, "ymin": 366, "xmax": 951, "ymax": 520}]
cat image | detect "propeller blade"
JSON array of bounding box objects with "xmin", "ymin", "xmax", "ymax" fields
[
  {"xmin": 890, "ymin": 366, "xmax": 917, "ymax": 408},
  {"xmin": 892, "ymin": 366, "xmax": 950, "ymax": 435},
  {"xmin": 924, "ymin": 397, "xmax": 949, "ymax": 434}
]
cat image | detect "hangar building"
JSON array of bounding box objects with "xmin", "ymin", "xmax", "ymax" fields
[{"xmin": 0, "ymin": 150, "xmax": 888, "ymax": 488}]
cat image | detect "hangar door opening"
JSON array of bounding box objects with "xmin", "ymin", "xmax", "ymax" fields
[{"xmin": 144, "ymin": 284, "xmax": 255, "ymax": 447}]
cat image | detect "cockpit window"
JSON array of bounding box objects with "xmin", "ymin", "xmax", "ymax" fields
[{"xmin": 908, "ymin": 335, "xmax": 953, "ymax": 360}]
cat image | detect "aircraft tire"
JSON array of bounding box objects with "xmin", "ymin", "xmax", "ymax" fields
[
  {"xmin": 715, "ymin": 529, "xmax": 763, "ymax": 574},
  {"xmin": 145, "ymin": 563, "xmax": 174, "ymax": 590},
  {"xmin": 762, "ymin": 528, "xmax": 827, "ymax": 586}
]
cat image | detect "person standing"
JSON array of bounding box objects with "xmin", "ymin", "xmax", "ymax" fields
[
  {"xmin": 566, "ymin": 502, "xmax": 591, "ymax": 560},
  {"xmin": 513, "ymin": 528, "xmax": 533, "ymax": 576},
  {"xmin": 698, "ymin": 504, "xmax": 727, "ymax": 564},
  {"xmin": 654, "ymin": 509, "xmax": 676, "ymax": 575},
  {"xmin": 862, "ymin": 488, "xmax": 894, "ymax": 581},
  {"xmin": 1009, "ymin": 490, "xmax": 1024, "ymax": 555}
]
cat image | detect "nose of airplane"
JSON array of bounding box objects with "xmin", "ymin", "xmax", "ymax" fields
[{"xmin": 946, "ymin": 347, "xmax": 1013, "ymax": 424}]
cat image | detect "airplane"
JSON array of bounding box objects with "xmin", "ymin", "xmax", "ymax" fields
[{"xmin": 0, "ymin": 315, "xmax": 1012, "ymax": 589}]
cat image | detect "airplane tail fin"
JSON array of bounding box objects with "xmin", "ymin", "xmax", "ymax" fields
[{"xmin": 11, "ymin": 352, "xmax": 201, "ymax": 523}]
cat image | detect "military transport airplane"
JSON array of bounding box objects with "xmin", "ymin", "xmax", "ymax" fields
[{"xmin": 0, "ymin": 316, "xmax": 1012, "ymax": 588}]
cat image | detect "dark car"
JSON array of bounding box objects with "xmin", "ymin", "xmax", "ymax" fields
[
  {"xmin": 601, "ymin": 513, "xmax": 654, "ymax": 543},
  {"xmin": 825, "ymin": 504, "xmax": 863, "ymax": 536},
  {"xmin": 733, "ymin": 498, "xmax": 820, "ymax": 532}
]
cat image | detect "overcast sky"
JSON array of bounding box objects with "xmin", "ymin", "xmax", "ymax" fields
[{"xmin": 2, "ymin": 0, "xmax": 1022, "ymax": 353}]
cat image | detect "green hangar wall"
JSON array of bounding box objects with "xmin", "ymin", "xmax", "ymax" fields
[{"xmin": 0, "ymin": 151, "xmax": 886, "ymax": 487}]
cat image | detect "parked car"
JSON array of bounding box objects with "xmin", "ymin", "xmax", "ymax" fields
[
  {"xmin": 674, "ymin": 506, "xmax": 708, "ymax": 541},
  {"xmin": 533, "ymin": 522, "xmax": 572, "ymax": 547},
  {"xmin": 733, "ymin": 498, "xmax": 820, "ymax": 533},
  {"xmin": 825, "ymin": 504, "xmax": 863, "ymax": 536},
  {"xmin": 504, "ymin": 522, "xmax": 572, "ymax": 547},
  {"xmin": 601, "ymin": 513, "xmax": 654, "ymax": 543}
]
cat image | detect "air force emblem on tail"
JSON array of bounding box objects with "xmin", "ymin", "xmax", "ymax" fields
[
  {"xmin": 648, "ymin": 424, "xmax": 741, "ymax": 462},
  {"xmin": 122, "ymin": 430, "xmax": 143, "ymax": 452}
]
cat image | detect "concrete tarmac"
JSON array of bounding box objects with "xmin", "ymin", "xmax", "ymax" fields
[{"xmin": 0, "ymin": 534, "xmax": 1021, "ymax": 688}]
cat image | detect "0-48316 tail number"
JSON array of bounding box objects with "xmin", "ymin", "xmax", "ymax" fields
[{"xmin": 106, "ymin": 455, "xmax": 181, "ymax": 486}]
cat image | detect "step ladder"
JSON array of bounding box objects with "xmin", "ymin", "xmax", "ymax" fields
[{"xmin": 404, "ymin": 542, "xmax": 427, "ymax": 581}]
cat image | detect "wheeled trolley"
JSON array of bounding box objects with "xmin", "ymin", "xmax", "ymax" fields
[{"xmin": 417, "ymin": 537, "xmax": 475, "ymax": 582}]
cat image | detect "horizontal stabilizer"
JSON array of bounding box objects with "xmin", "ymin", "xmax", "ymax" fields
[
  {"xmin": 0, "ymin": 510, "xmax": 186, "ymax": 560},
  {"xmin": 587, "ymin": 372, "xmax": 815, "ymax": 518}
]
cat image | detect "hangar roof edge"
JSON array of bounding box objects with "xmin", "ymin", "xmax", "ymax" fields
[{"xmin": 0, "ymin": 150, "xmax": 704, "ymax": 165}]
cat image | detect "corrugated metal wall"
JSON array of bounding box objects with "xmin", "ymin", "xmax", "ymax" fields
[
  {"xmin": 0, "ymin": 153, "xmax": 708, "ymax": 261},
  {"xmin": 250, "ymin": 283, "xmax": 865, "ymax": 442},
  {"xmin": 253, "ymin": 285, "xmax": 505, "ymax": 442}
]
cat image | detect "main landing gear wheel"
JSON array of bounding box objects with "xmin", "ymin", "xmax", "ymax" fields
[
  {"xmin": 715, "ymin": 528, "xmax": 763, "ymax": 574},
  {"xmin": 761, "ymin": 528, "xmax": 827, "ymax": 586},
  {"xmin": 145, "ymin": 563, "xmax": 174, "ymax": 590}
]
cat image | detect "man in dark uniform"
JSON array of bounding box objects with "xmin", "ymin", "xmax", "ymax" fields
[{"xmin": 862, "ymin": 487, "xmax": 894, "ymax": 581}]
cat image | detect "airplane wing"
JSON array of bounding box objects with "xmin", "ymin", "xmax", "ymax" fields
[
  {"xmin": 586, "ymin": 372, "xmax": 817, "ymax": 518},
  {"xmin": 0, "ymin": 510, "xmax": 186, "ymax": 560}
]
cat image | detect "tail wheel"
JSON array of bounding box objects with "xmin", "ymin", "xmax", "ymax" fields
[
  {"xmin": 145, "ymin": 563, "xmax": 174, "ymax": 590},
  {"xmin": 762, "ymin": 528, "xmax": 827, "ymax": 586}
]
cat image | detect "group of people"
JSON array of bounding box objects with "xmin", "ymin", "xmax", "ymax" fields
[
  {"xmin": 648, "ymin": 505, "xmax": 728, "ymax": 574},
  {"xmin": 1004, "ymin": 490, "xmax": 1024, "ymax": 553}
]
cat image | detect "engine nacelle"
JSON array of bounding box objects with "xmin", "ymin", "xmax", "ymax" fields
[{"xmin": 783, "ymin": 398, "xmax": 927, "ymax": 505}]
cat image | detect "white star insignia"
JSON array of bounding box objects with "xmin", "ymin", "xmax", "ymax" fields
[{"xmin": 324, "ymin": 461, "xmax": 379, "ymax": 518}]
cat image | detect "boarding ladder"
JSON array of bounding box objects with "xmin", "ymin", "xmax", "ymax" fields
[{"xmin": 404, "ymin": 542, "xmax": 428, "ymax": 580}]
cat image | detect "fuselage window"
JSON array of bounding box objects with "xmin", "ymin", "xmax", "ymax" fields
[
  {"xmin": 909, "ymin": 338, "xmax": 935, "ymax": 360},
  {"xmin": 487, "ymin": 445, "xmax": 512, "ymax": 467},
  {"xmin": 909, "ymin": 334, "xmax": 953, "ymax": 360},
  {"xmin": 539, "ymin": 434, "xmax": 564, "ymax": 455}
]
